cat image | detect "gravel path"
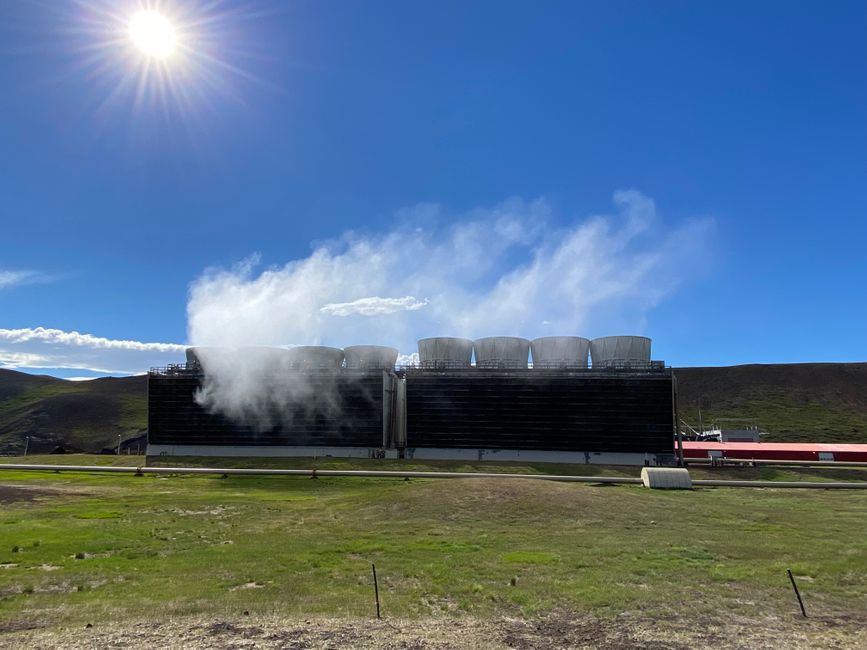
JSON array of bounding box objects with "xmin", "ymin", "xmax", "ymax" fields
[{"xmin": 4, "ymin": 611, "xmax": 865, "ymax": 649}]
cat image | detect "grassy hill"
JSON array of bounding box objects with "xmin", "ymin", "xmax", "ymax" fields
[
  {"xmin": 0, "ymin": 362, "xmax": 865, "ymax": 452},
  {"xmin": 674, "ymin": 362, "xmax": 867, "ymax": 443},
  {"xmin": 0, "ymin": 370, "xmax": 146, "ymax": 454}
]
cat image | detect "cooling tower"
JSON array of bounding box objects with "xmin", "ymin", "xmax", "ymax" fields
[
  {"xmin": 589, "ymin": 336, "xmax": 652, "ymax": 367},
  {"xmin": 236, "ymin": 346, "xmax": 292, "ymax": 376},
  {"xmin": 185, "ymin": 347, "xmax": 202, "ymax": 366},
  {"xmin": 473, "ymin": 336, "xmax": 530, "ymax": 369},
  {"xmin": 286, "ymin": 346, "xmax": 345, "ymax": 369},
  {"xmin": 185, "ymin": 347, "xmax": 235, "ymax": 370},
  {"xmin": 417, "ymin": 337, "xmax": 474, "ymax": 368},
  {"xmin": 343, "ymin": 345, "xmax": 399, "ymax": 370},
  {"xmin": 530, "ymin": 336, "xmax": 590, "ymax": 369}
]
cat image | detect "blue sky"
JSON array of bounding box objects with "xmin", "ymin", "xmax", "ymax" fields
[{"xmin": 1, "ymin": 0, "xmax": 865, "ymax": 377}]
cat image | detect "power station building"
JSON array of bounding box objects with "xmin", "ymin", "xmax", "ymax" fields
[{"xmin": 147, "ymin": 335, "xmax": 677, "ymax": 465}]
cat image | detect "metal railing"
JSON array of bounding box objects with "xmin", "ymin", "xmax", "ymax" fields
[{"xmin": 151, "ymin": 360, "xmax": 668, "ymax": 375}]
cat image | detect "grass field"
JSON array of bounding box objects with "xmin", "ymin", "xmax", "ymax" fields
[
  {"xmin": 675, "ymin": 363, "xmax": 867, "ymax": 443},
  {"xmin": 0, "ymin": 370, "xmax": 147, "ymax": 454},
  {"xmin": 1, "ymin": 455, "xmax": 866, "ymax": 648}
]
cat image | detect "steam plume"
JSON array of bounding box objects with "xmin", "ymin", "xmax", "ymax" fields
[{"xmin": 187, "ymin": 191, "xmax": 713, "ymax": 425}]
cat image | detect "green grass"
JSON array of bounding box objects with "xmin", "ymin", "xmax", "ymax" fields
[
  {"xmin": 0, "ymin": 371, "xmax": 146, "ymax": 454},
  {"xmin": 679, "ymin": 389, "xmax": 867, "ymax": 442},
  {"xmin": 0, "ymin": 455, "xmax": 865, "ymax": 630},
  {"xmin": 675, "ymin": 363, "xmax": 867, "ymax": 443}
]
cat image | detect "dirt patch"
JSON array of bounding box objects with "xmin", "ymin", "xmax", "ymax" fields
[
  {"xmin": 0, "ymin": 485, "xmax": 50, "ymax": 504},
  {"xmin": 0, "ymin": 484, "xmax": 91, "ymax": 505},
  {"xmin": 0, "ymin": 620, "xmax": 43, "ymax": 634},
  {"xmin": 4, "ymin": 611, "xmax": 866, "ymax": 649}
]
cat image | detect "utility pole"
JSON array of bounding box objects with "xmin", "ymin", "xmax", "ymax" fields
[
  {"xmin": 23, "ymin": 436, "xmax": 30, "ymax": 457},
  {"xmin": 116, "ymin": 434, "xmax": 122, "ymax": 455}
]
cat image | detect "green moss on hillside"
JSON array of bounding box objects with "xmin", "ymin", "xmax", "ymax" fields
[
  {"xmin": 675, "ymin": 363, "xmax": 867, "ymax": 442},
  {"xmin": 0, "ymin": 370, "xmax": 146, "ymax": 453}
]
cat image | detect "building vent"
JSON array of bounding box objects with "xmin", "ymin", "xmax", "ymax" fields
[
  {"xmin": 417, "ymin": 337, "xmax": 474, "ymax": 368},
  {"xmin": 344, "ymin": 345, "xmax": 399, "ymax": 370},
  {"xmin": 236, "ymin": 346, "xmax": 293, "ymax": 377},
  {"xmin": 185, "ymin": 347, "xmax": 203, "ymax": 366},
  {"xmin": 473, "ymin": 337, "xmax": 530, "ymax": 369},
  {"xmin": 590, "ymin": 336, "xmax": 652, "ymax": 368},
  {"xmin": 530, "ymin": 336, "xmax": 590, "ymax": 369},
  {"xmin": 184, "ymin": 347, "xmax": 234, "ymax": 371},
  {"xmin": 286, "ymin": 346, "xmax": 345, "ymax": 369}
]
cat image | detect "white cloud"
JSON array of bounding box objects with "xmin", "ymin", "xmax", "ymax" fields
[
  {"xmin": 0, "ymin": 270, "xmax": 44, "ymax": 290},
  {"xmin": 0, "ymin": 327, "xmax": 186, "ymax": 374},
  {"xmin": 188, "ymin": 190, "xmax": 714, "ymax": 354},
  {"xmin": 396, "ymin": 352, "xmax": 420, "ymax": 366},
  {"xmin": 320, "ymin": 296, "xmax": 429, "ymax": 317}
]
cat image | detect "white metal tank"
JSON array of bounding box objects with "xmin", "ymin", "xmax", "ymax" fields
[
  {"xmin": 417, "ymin": 337, "xmax": 474, "ymax": 368},
  {"xmin": 530, "ymin": 336, "xmax": 590, "ymax": 369},
  {"xmin": 473, "ymin": 336, "xmax": 530, "ymax": 369},
  {"xmin": 185, "ymin": 347, "xmax": 234, "ymax": 369},
  {"xmin": 286, "ymin": 346, "xmax": 345, "ymax": 369},
  {"xmin": 589, "ymin": 336, "xmax": 651, "ymax": 367},
  {"xmin": 185, "ymin": 347, "xmax": 203, "ymax": 366},
  {"xmin": 343, "ymin": 345, "xmax": 399, "ymax": 370},
  {"xmin": 237, "ymin": 346, "xmax": 291, "ymax": 376}
]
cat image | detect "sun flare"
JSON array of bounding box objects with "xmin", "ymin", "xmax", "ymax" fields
[
  {"xmin": 64, "ymin": 0, "xmax": 262, "ymax": 121},
  {"xmin": 129, "ymin": 10, "xmax": 177, "ymax": 58}
]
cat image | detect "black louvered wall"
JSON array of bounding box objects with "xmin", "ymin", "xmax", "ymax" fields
[
  {"xmin": 148, "ymin": 370, "xmax": 386, "ymax": 447},
  {"xmin": 405, "ymin": 370, "xmax": 673, "ymax": 453}
]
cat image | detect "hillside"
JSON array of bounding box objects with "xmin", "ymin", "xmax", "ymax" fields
[
  {"xmin": 0, "ymin": 362, "xmax": 865, "ymax": 452},
  {"xmin": 0, "ymin": 369, "xmax": 146, "ymax": 454},
  {"xmin": 674, "ymin": 362, "xmax": 867, "ymax": 443}
]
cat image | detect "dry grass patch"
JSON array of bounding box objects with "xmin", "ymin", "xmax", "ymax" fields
[{"xmin": 4, "ymin": 611, "xmax": 867, "ymax": 649}]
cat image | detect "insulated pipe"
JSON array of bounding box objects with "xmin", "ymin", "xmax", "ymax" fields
[
  {"xmin": 0, "ymin": 464, "xmax": 866, "ymax": 488},
  {"xmin": 0, "ymin": 464, "xmax": 641, "ymax": 484},
  {"xmin": 691, "ymin": 479, "xmax": 867, "ymax": 489}
]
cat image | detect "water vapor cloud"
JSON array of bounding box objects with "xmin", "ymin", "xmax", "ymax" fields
[{"xmin": 188, "ymin": 191, "xmax": 714, "ymax": 354}]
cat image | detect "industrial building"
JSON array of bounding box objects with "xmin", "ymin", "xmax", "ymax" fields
[
  {"xmin": 147, "ymin": 335, "xmax": 677, "ymax": 465},
  {"xmin": 681, "ymin": 441, "xmax": 867, "ymax": 463}
]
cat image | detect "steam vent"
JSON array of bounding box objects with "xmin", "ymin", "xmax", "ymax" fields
[
  {"xmin": 343, "ymin": 345, "xmax": 399, "ymax": 370},
  {"xmin": 148, "ymin": 334, "xmax": 674, "ymax": 466},
  {"xmin": 286, "ymin": 346, "xmax": 345, "ymax": 369},
  {"xmin": 530, "ymin": 336, "xmax": 590, "ymax": 369},
  {"xmin": 417, "ymin": 337, "xmax": 474, "ymax": 368},
  {"xmin": 472, "ymin": 336, "xmax": 531, "ymax": 369},
  {"xmin": 589, "ymin": 336, "xmax": 652, "ymax": 368}
]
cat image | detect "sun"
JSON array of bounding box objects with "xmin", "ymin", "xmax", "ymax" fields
[
  {"xmin": 129, "ymin": 9, "xmax": 177, "ymax": 58},
  {"xmin": 64, "ymin": 0, "xmax": 264, "ymax": 121}
]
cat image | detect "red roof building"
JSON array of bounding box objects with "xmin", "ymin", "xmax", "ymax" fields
[{"xmin": 681, "ymin": 441, "xmax": 867, "ymax": 463}]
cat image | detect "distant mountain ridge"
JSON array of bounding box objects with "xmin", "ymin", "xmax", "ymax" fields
[
  {"xmin": 0, "ymin": 363, "xmax": 865, "ymax": 453},
  {"xmin": 0, "ymin": 369, "xmax": 146, "ymax": 454},
  {"xmin": 674, "ymin": 362, "xmax": 867, "ymax": 443}
]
